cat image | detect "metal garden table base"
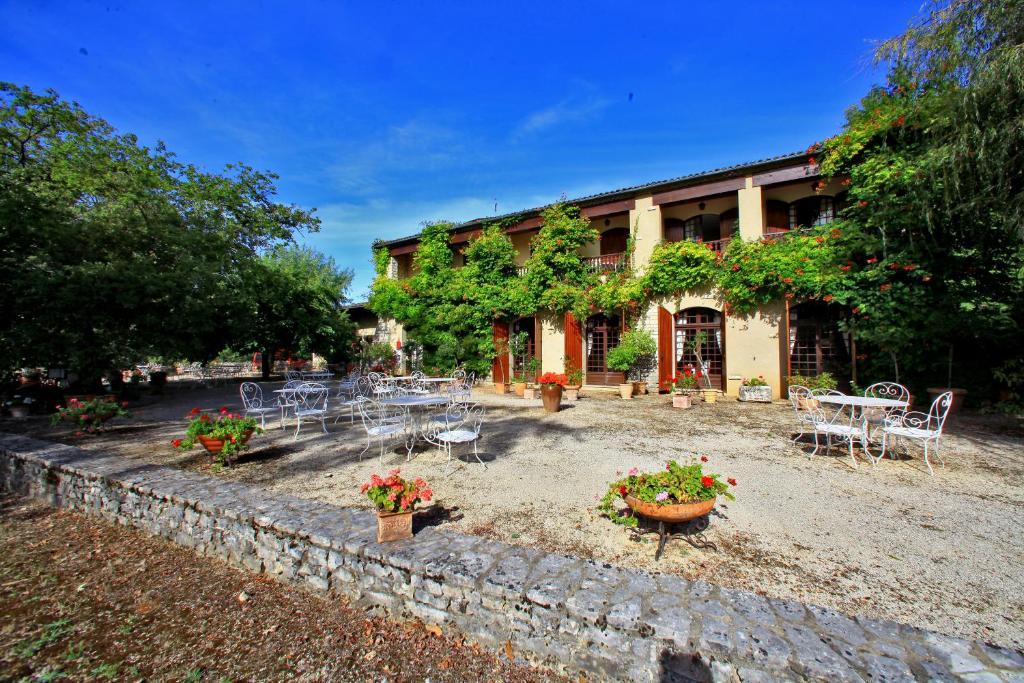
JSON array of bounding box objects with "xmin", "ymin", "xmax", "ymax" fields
[{"xmin": 630, "ymin": 515, "xmax": 716, "ymax": 560}]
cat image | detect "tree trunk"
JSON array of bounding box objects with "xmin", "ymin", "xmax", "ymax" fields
[{"xmin": 262, "ymin": 347, "xmax": 272, "ymax": 380}]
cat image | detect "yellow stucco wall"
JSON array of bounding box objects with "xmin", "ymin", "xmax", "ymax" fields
[
  {"xmin": 539, "ymin": 312, "xmax": 565, "ymax": 374},
  {"xmin": 630, "ymin": 195, "xmax": 661, "ymax": 273},
  {"xmin": 737, "ymin": 177, "xmax": 765, "ymax": 240}
]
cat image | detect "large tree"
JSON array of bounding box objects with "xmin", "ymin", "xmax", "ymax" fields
[
  {"xmin": 820, "ymin": 0, "xmax": 1023, "ymax": 395},
  {"xmin": 0, "ymin": 83, "xmax": 324, "ymax": 386}
]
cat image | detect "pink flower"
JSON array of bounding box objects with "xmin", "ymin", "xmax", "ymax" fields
[
  {"xmin": 628, "ymin": 467, "xmax": 638, "ymax": 476},
  {"xmin": 655, "ymin": 492, "xmax": 669, "ymax": 502}
]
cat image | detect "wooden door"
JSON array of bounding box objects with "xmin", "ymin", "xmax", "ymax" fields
[
  {"xmin": 657, "ymin": 306, "xmax": 674, "ymax": 392},
  {"xmin": 564, "ymin": 313, "xmax": 583, "ymax": 378},
  {"xmin": 492, "ymin": 320, "xmax": 510, "ymax": 384},
  {"xmin": 585, "ymin": 313, "xmax": 624, "ymax": 386}
]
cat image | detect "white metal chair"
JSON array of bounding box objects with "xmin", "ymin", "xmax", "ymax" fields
[
  {"xmin": 285, "ymin": 370, "xmax": 302, "ymax": 381},
  {"xmin": 239, "ymin": 382, "xmax": 277, "ymax": 428},
  {"xmin": 863, "ymin": 382, "xmax": 911, "ymax": 441},
  {"xmin": 292, "ymin": 383, "xmax": 329, "ymax": 440},
  {"xmin": 357, "ymin": 400, "xmax": 409, "ymax": 464},
  {"xmin": 448, "ymin": 380, "xmax": 471, "ymax": 405},
  {"xmin": 427, "ymin": 403, "xmax": 485, "ymax": 475},
  {"xmin": 277, "ymin": 380, "xmax": 304, "ymax": 429},
  {"xmin": 808, "ymin": 393, "xmax": 864, "ymax": 469},
  {"xmin": 405, "ymin": 371, "xmax": 430, "ymax": 395},
  {"xmin": 787, "ymin": 385, "xmax": 814, "ymax": 443},
  {"xmin": 333, "ymin": 376, "xmax": 371, "ymax": 424},
  {"xmin": 880, "ymin": 390, "xmax": 953, "ymax": 475}
]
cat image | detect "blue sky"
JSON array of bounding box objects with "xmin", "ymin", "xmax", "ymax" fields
[{"xmin": 1, "ymin": 1, "xmax": 920, "ymax": 298}]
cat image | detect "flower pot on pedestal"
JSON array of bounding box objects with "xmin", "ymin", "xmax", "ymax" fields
[
  {"xmin": 377, "ymin": 510, "xmax": 413, "ymax": 543},
  {"xmin": 672, "ymin": 394, "xmax": 692, "ymax": 409},
  {"xmin": 564, "ymin": 385, "xmax": 580, "ymax": 401},
  {"xmin": 522, "ymin": 387, "xmax": 537, "ymax": 400}
]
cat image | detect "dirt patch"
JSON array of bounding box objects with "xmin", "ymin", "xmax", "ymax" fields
[{"xmin": 0, "ymin": 495, "xmax": 564, "ymax": 682}]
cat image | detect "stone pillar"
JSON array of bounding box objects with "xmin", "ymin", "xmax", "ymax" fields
[
  {"xmin": 736, "ymin": 176, "xmax": 765, "ymax": 241},
  {"xmin": 629, "ymin": 195, "xmax": 662, "ymax": 275}
]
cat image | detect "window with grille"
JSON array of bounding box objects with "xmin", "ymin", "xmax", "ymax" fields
[
  {"xmin": 789, "ymin": 196, "xmax": 835, "ymax": 229},
  {"xmin": 789, "ymin": 303, "xmax": 850, "ymax": 377},
  {"xmin": 674, "ymin": 308, "xmax": 723, "ymax": 388}
]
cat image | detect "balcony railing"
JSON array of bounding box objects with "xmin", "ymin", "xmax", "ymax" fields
[{"xmin": 583, "ymin": 252, "xmax": 626, "ymax": 273}]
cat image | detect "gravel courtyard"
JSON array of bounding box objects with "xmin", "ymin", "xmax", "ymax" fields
[{"xmin": 5, "ymin": 380, "xmax": 1023, "ymax": 651}]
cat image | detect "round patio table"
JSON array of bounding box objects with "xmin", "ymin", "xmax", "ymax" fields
[
  {"xmin": 816, "ymin": 394, "xmax": 909, "ymax": 459},
  {"xmin": 380, "ymin": 395, "xmax": 451, "ymax": 457}
]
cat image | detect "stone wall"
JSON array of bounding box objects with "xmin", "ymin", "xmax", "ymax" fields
[{"xmin": 1, "ymin": 433, "xmax": 1021, "ymax": 682}]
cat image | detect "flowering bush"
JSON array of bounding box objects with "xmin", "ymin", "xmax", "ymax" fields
[
  {"xmin": 564, "ymin": 358, "xmax": 584, "ymax": 387},
  {"xmin": 360, "ymin": 469, "xmax": 433, "ymax": 513},
  {"xmin": 536, "ymin": 372, "xmax": 567, "ymax": 388},
  {"xmin": 598, "ymin": 458, "xmax": 736, "ymax": 527},
  {"xmin": 51, "ymin": 397, "xmax": 131, "ymax": 434},
  {"xmin": 172, "ymin": 407, "xmax": 262, "ymax": 464},
  {"xmin": 742, "ymin": 375, "xmax": 769, "ymax": 387}
]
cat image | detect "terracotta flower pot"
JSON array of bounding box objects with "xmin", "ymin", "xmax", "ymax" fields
[
  {"xmin": 377, "ymin": 510, "xmax": 413, "ymax": 543},
  {"xmin": 197, "ymin": 429, "xmax": 254, "ymax": 455},
  {"xmin": 624, "ymin": 494, "xmax": 716, "ymax": 523},
  {"xmin": 672, "ymin": 395, "xmax": 692, "ymax": 409},
  {"xmin": 513, "ymin": 382, "xmax": 527, "ymax": 397},
  {"xmin": 493, "ymin": 382, "xmax": 507, "ymax": 394},
  {"xmin": 541, "ymin": 385, "xmax": 562, "ymax": 412},
  {"xmin": 565, "ymin": 386, "xmax": 580, "ymax": 401},
  {"xmin": 523, "ymin": 387, "xmax": 537, "ymax": 400},
  {"xmin": 702, "ymin": 389, "xmax": 718, "ymax": 404},
  {"xmin": 618, "ymin": 383, "xmax": 634, "ymax": 400},
  {"xmin": 632, "ymin": 381, "xmax": 649, "ymax": 395}
]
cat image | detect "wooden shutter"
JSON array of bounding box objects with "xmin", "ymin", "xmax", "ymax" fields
[
  {"xmin": 658, "ymin": 306, "xmax": 674, "ymax": 393},
  {"xmin": 564, "ymin": 313, "xmax": 583, "ymax": 376},
  {"xmin": 492, "ymin": 320, "xmax": 510, "ymax": 384}
]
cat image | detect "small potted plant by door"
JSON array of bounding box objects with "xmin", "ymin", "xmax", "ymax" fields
[
  {"xmin": 738, "ymin": 376, "xmax": 772, "ymax": 403},
  {"xmin": 598, "ymin": 457, "xmax": 736, "ymax": 528},
  {"xmin": 173, "ymin": 407, "xmax": 262, "ymax": 470},
  {"xmin": 360, "ymin": 469, "xmax": 433, "ymax": 543},
  {"xmin": 537, "ymin": 372, "xmax": 567, "ymax": 412},
  {"xmin": 509, "ymin": 331, "xmax": 530, "ymax": 397},
  {"xmin": 522, "ymin": 358, "xmax": 541, "ymax": 399},
  {"xmin": 670, "ymin": 372, "xmax": 700, "ymax": 408},
  {"xmin": 606, "ymin": 344, "xmax": 636, "ymax": 399},
  {"xmin": 564, "ymin": 360, "xmax": 584, "ymax": 401}
]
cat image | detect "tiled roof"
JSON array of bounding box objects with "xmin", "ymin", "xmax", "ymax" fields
[{"xmin": 377, "ymin": 150, "xmax": 809, "ymax": 247}]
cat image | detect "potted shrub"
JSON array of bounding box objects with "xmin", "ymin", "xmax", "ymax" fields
[
  {"xmin": 360, "ymin": 469, "xmax": 433, "ymax": 543},
  {"xmin": 537, "ymin": 372, "xmax": 567, "ymax": 412},
  {"xmin": 607, "ymin": 330, "xmax": 656, "ymax": 400},
  {"xmin": 509, "ymin": 331, "xmax": 530, "ymax": 397},
  {"xmin": 599, "ymin": 457, "xmax": 736, "ymax": 528},
  {"xmin": 51, "ymin": 397, "xmax": 131, "ymax": 433},
  {"xmin": 173, "ymin": 407, "xmax": 262, "ymax": 469},
  {"xmin": 738, "ymin": 376, "xmax": 772, "ymax": 402},
  {"xmin": 669, "ymin": 371, "xmax": 701, "ymax": 408},
  {"xmin": 564, "ymin": 359, "xmax": 584, "ymax": 401},
  {"xmin": 521, "ymin": 358, "xmax": 541, "ymax": 399}
]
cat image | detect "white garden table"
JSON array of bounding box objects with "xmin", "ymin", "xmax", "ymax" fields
[
  {"xmin": 417, "ymin": 377, "xmax": 456, "ymax": 393},
  {"xmin": 816, "ymin": 394, "xmax": 909, "ymax": 459},
  {"xmin": 380, "ymin": 395, "xmax": 451, "ymax": 457}
]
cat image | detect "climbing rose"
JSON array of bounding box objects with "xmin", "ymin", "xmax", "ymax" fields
[{"xmin": 700, "ymin": 476, "xmax": 714, "ymax": 488}]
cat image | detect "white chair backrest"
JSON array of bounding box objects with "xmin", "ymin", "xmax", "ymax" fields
[
  {"xmin": 240, "ymin": 382, "xmax": 264, "ymax": 409},
  {"xmin": 466, "ymin": 371, "xmax": 476, "ymax": 386},
  {"xmin": 865, "ymin": 382, "xmax": 910, "ymax": 404},
  {"xmin": 444, "ymin": 402, "xmax": 484, "ymax": 435},
  {"xmin": 285, "ymin": 370, "xmax": 301, "ymax": 381},
  {"xmin": 452, "ymin": 367, "xmax": 467, "ymax": 382},
  {"xmin": 788, "ymin": 385, "xmax": 811, "ymax": 411},
  {"xmin": 358, "ymin": 399, "xmax": 405, "ymax": 431},
  {"xmin": 296, "ymin": 383, "xmax": 328, "ymax": 411},
  {"xmin": 448, "ymin": 380, "xmax": 471, "ymax": 403},
  {"xmin": 810, "ymin": 388, "xmax": 843, "ymax": 397},
  {"xmin": 927, "ymin": 390, "xmax": 954, "ymax": 433}
]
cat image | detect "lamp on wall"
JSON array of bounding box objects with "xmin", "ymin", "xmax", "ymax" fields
[
  {"xmin": 604, "ymin": 218, "xmax": 610, "ymax": 226},
  {"xmin": 698, "ymin": 202, "xmax": 706, "ymax": 210}
]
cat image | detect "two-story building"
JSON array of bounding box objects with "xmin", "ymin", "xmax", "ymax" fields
[{"xmin": 376, "ymin": 151, "xmax": 851, "ymax": 399}]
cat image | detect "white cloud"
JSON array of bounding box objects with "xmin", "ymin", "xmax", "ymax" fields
[{"xmin": 513, "ymin": 94, "xmax": 611, "ymax": 139}]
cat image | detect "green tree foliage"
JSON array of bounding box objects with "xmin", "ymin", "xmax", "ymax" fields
[
  {"xmin": 241, "ymin": 246, "xmax": 355, "ymax": 379},
  {"xmin": 0, "ymin": 83, "xmax": 342, "ymax": 386},
  {"xmin": 820, "ymin": 0, "xmax": 1024, "ymax": 389}
]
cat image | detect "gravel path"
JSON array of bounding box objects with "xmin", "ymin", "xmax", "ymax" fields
[{"xmin": 5, "ymin": 380, "xmax": 1023, "ymax": 650}]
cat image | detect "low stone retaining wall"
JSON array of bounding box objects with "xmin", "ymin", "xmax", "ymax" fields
[{"xmin": 1, "ymin": 433, "xmax": 1021, "ymax": 682}]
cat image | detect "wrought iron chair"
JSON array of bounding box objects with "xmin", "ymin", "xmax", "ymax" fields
[
  {"xmin": 448, "ymin": 380, "xmax": 471, "ymax": 405},
  {"xmin": 285, "ymin": 370, "xmax": 302, "ymax": 381},
  {"xmin": 863, "ymin": 382, "xmax": 911, "ymax": 443},
  {"xmin": 880, "ymin": 390, "xmax": 953, "ymax": 475},
  {"xmin": 239, "ymin": 382, "xmax": 277, "ymax": 429},
  {"xmin": 276, "ymin": 380, "xmax": 304, "ymax": 429},
  {"xmin": 808, "ymin": 391, "xmax": 864, "ymax": 469},
  {"xmin": 292, "ymin": 383, "xmax": 329, "ymax": 440},
  {"xmin": 357, "ymin": 400, "xmax": 409, "ymax": 464},
  {"xmin": 334, "ymin": 376, "xmax": 371, "ymax": 424},
  {"xmin": 427, "ymin": 403, "xmax": 485, "ymax": 475},
  {"xmin": 405, "ymin": 371, "xmax": 430, "ymax": 395},
  {"xmin": 787, "ymin": 385, "xmax": 814, "ymax": 444}
]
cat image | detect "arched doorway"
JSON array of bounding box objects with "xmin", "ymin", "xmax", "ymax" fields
[
  {"xmin": 675, "ymin": 308, "xmax": 725, "ymax": 390},
  {"xmin": 585, "ymin": 313, "xmax": 623, "ymax": 386}
]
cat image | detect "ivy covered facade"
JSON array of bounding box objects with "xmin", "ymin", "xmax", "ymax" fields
[{"xmin": 370, "ymin": 152, "xmax": 856, "ymax": 400}]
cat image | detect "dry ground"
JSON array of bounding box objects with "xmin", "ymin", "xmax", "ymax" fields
[
  {"xmin": 4, "ymin": 379, "xmax": 1023, "ymax": 651},
  {"xmin": 0, "ymin": 494, "xmax": 563, "ymax": 682}
]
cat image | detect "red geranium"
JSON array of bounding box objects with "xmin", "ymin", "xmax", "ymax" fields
[
  {"xmin": 700, "ymin": 455, "xmax": 708, "ymax": 463},
  {"xmin": 727, "ymin": 478, "xmax": 737, "ymax": 486},
  {"xmin": 700, "ymin": 476, "xmax": 714, "ymax": 488},
  {"xmin": 537, "ymin": 372, "xmax": 568, "ymax": 387}
]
